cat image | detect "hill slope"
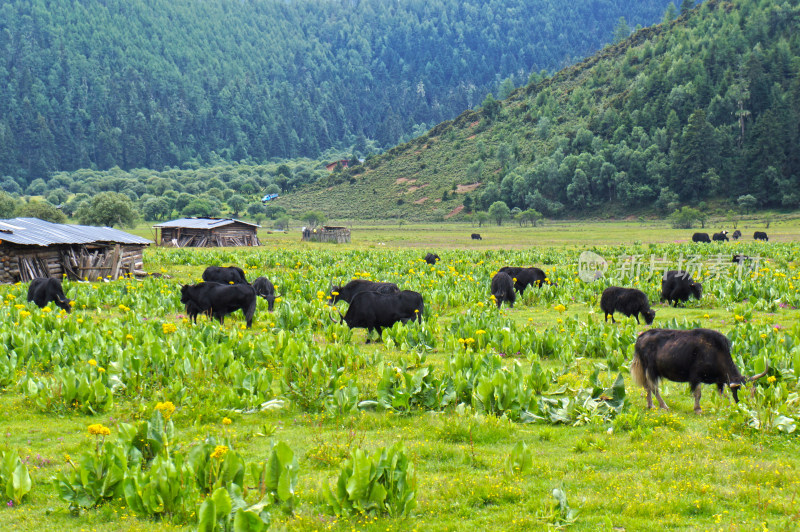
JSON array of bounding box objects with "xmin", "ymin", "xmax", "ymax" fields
[
  {"xmin": 277, "ymin": 0, "xmax": 800, "ymax": 220},
  {"xmin": 0, "ymin": 0, "xmax": 674, "ymax": 182}
]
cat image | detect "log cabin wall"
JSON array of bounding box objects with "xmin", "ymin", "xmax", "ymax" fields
[{"xmin": 0, "ymin": 243, "xmax": 145, "ymax": 284}]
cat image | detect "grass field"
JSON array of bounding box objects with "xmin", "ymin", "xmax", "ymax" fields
[{"xmin": 1, "ymin": 219, "xmax": 799, "ymax": 531}]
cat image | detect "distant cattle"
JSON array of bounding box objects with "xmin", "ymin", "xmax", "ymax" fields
[
  {"xmin": 731, "ymin": 230, "xmax": 742, "ymax": 240},
  {"xmin": 333, "ymin": 290, "xmax": 424, "ymax": 342},
  {"xmin": 732, "ymin": 254, "xmax": 752, "ymax": 264},
  {"xmin": 328, "ymin": 279, "xmax": 400, "ymax": 305},
  {"xmin": 202, "ymin": 266, "xmax": 248, "ymax": 285},
  {"xmin": 754, "ymin": 231, "xmax": 769, "ymax": 241},
  {"xmin": 27, "ymin": 277, "xmax": 72, "ymax": 312},
  {"xmin": 631, "ymin": 328, "xmax": 767, "ymax": 413},
  {"xmin": 499, "ymin": 266, "xmax": 555, "ymax": 295},
  {"xmin": 180, "ymin": 282, "xmax": 257, "ymax": 328},
  {"xmin": 660, "ymin": 270, "xmax": 702, "ymax": 307},
  {"xmin": 600, "ymin": 286, "xmax": 655, "ymax": 325},
  {"xmin": 471, "ymin": 233, "xmax": 482, "ymax": 240},
  {"xmin": 692, "ymin": 232, "xmax": 711, "ymax": 243},
  {"xmin": 490, "ymin": 271, "xmax": 516, "ymax": 308},
  {"xmin": 252, "ymin": 276, "xmax": 276, "ymax": 312},
  {"xmin": 424, "ymin": 253, "xmax": 440, "ymax": 265},
  {"xmin": 712, "ymin": 231, "xmax": 729, "ymax": 242}
]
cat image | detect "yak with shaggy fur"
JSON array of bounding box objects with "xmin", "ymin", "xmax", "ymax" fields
[
  {"xmin": 600, "ymin": 286, "xmax": 655, "ymax": 325},
  {"xmin": 631, "ymin": 328, "xmax": 767, "ymax": 413}
]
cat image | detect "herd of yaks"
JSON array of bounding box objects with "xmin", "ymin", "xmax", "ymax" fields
[
  {"xmin": 21, "ymin": 243, "xmax": 772, "ymax": 414},
  {"xmin": 692, "ymin": 229, "xmax": 768, "ymax": 242}
]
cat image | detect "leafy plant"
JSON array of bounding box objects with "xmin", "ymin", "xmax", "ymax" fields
[
  {"xmin": 506, "ymin": 441, "xmax": 534, "ymax": 475},
  {"xmin": 323, "ymin": 443, "xmax": 417, "ymax": 517},
  {"xmin": 0, "ymin": 450, "xmax": 32, "ymax": 505}
]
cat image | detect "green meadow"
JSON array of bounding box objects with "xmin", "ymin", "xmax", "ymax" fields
[{"xmin": 1, "ymin": 218, "xmax": 799, "ymax": 531}]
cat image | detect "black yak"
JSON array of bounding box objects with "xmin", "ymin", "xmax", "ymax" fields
[
  {"xmin": 333, "ymin": 290, "xmax": 424, "ymax": 342},
  {"xmin": 202, "ymin": 266, "xmax": 248, "ymax": 285},
  {"xmin": 252, "ymin": 276, "xmax": 276, "ymax": 312},
  {"xmin": 27, "ymin": 277, "xmax": 72, "ymax": 312},
  {"xmin": 491, "ymin": 271, "xmax": 515, "ymax": 308},
  {"xmin": 753, "ymin": 231, "xmax": 769, "ymax": 241},
  {"xmin": 692, "ymin": 232, "xmax": 711, "ymax": 243},
  {"xmin": 600, "ymin": 286, "xmax": 655, "ymax": 325},
  {"xmin": 328, "ymin": 279, "xmax": 400, "ymax": 305},
  {"xmin": 631, "ymin": 328, "xmax": 767, "ymax": 413},
  {"xmin": 180, "ymin": 282, "xmax": 257, "ymax": 328},
  {"xmin": 660, "ymin": 270, "xmax": 702, "ymax": 307},
  {"xmin": 424, "ymin": 253, "xmax": 440, "ymax": 265},
  {"xmin": 712, "ymin": 231, "xmax": 729, "ymax": 242}
]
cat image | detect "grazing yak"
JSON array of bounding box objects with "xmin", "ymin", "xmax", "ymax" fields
[
  {"xmin": 499, "ymin": 266, "xmax": 555, "ymax": 295},
  {"xmin": 600, "ymin": 286, "xmax": 655, "ymax": 325},
  {"xmin": 712, "ymin": 231, "xmax": 729, "ymax": 242},
  {"xmin": 27, "ymin": 277, "xmax": 72, "ymax": 312},
  {"xmin": 660, "ymin": 270, "xmax": 702, "ymax": 307},
  {"xmin": 731, "ymin": 230, "xmax": 742, "ymax": 240},
  {"xmin": 202, "ymin": 266, "xmax": 248, "ymax": 285},
  {"xmin": 692, "ymin": 232, "xmax": 711, "ymax": 243},
  {"xmin": 732, "ymin": 254, "xmax": 752, "ymax": 264},
  {"xmin": 491, "ymin": 271, "xmax": 516, "ymax": 308},
  {"xmin": 471, "ymin": 233, "xmax": 482, "ymax": 240},
  {"xmin": 631, "ymin": 328, "xmax": 768, "ymax": 413},
  {"xmin": 252, "ymin": 276, "xmax": 276, "ymax": 312},
  {"xmin": 328, "ymin": 279, "xmax": 400, "ymax": 305},
  {"xmin": 424, "ymin": 253, "xmax": 440, "ymax": 265},
  {"xmin": 180, "ymin": 282, "xmax": 257, "ymax": 328},
  {"xmin": 754, "ymin": 231, "xmax": 769, "ymax": 241},
  {"xmin": 333, "ymin": 290, "xmax": 424, "ymax": 342}
]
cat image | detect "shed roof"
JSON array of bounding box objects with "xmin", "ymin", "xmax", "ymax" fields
[
  {"xmin": 0, "ymin": 218, "xmax": 151, "ymax": 247},
  {"xmin": 153, "ymin": 217, "xmax": 259, "ymax": 229}
]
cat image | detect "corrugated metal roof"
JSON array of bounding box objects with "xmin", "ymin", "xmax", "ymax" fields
[
  {"xmin": 153, "ymin": 217, "xmax": 259, "ymax": 229},
  {"xmin": 0, "ymin": 218, "xmax": 151, "ymax": 247}
]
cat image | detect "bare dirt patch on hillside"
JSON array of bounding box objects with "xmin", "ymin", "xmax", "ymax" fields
[
  {"xmin": 456, "ymin": 183, "xmax": 481, "ymax": 193},
  {"xmin": 395, "ymin": 178, "xmax": 417, "ymax": 184},
  {"xmin": 445, "ymin": 205, "xmax": 464, "ymax": 219},
  {"xmin": 414, "ymin": 197, "xmax": 428, "ymax": 204}
]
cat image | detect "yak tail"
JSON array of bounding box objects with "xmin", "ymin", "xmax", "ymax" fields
[{"xmin": 630, "ymin": 352, "xmax": 647, "ymax": 389}]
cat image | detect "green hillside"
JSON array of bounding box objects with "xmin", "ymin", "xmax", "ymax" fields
[
  {"xmin": 0, "ymin": 0, "xmax": 674, "ymax": 183},
  {"xmin": 276, "ymin": 0, "xmax": 800, "ymax": 220}
]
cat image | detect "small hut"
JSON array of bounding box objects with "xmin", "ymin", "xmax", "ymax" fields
[
  {"xmin": 301, "ymin": 226, "xmax": 351, "ymax": 243},
  {"xmin": 153, "ymin": 218, "xmax": 260, "ymax": 247},
  {"xmin": 0, "ymin": 217, "xmax": 150, "ymax": 283}
]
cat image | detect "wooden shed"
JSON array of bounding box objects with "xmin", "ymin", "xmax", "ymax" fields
[
  {"xmin": 301, "ymin": 226, "xmax": 351, "ymax": 243},
  {"xmin": 153, "ymin": 218, "xmax": 260, "ymax": 247},
  {"xmin": 0, "ymin": 217, "xmax": 150, "ymax": 283}
]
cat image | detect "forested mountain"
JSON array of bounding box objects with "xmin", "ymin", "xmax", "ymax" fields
[
  {"xmin": 0, "ymin": 0, "xmax": 674, "ymax": 184},
  {"xmin": 277, "ymin": 0, "xmax": 800, "ymax": 219}
]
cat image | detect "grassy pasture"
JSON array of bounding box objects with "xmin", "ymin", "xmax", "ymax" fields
[{"xmin": 1, "ymin": 219, "xmax": 799, "ymax": 531}]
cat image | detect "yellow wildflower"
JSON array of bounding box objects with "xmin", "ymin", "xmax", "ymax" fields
[
  {"xmin": 42, "ymin": 306, "xmax": 52, "ymax": 313},
  {"xmin": 88, "ymin": 424, "xmax": 111, "ymax": 436},
  {"xmin": 222, "ymin": 417, "xmax": 232, "ymax": 425},
  {"xmin": 155, "ymin": 401, "xmax": 176, "ymax": 420},
  {"xmin": 162, "ymin": 322, "xmax": 177, "ymax": 334},
  {"xmin": 767, "ymin": 376, "xmax": 777, "ymax": 384},
  {"xmin": 210, "ymin": 445, "xmax": 229, "ymax": 459},
  {"xmin": 19, "ymin": 310, "xmax": 31, "ymax": 318},
  {"xmin": 88, "ymin": 359, "xmax": 97, "ymax": 366}
]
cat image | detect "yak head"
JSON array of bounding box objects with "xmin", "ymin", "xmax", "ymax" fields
[
  {"xmin": 56, "ymin": 297, "xmax": 73, "ymax": 313},
  {"xmin": 180, "ymin": 284, "xmax": 192, "ymax": 304},
  {"xmin": 643, "ymin": 308, "xmax": 656, "ymax": 325},
  {"xmin": 691, "ymin": 282, "xmax": 703, "ymax": 300},
  {"xmin": 328, "ymin": 284, "xmax": 342, "ymax": 306},
  {"xmin": 727, "ymin": 368, "xmax": 769, "ymax": 402}
]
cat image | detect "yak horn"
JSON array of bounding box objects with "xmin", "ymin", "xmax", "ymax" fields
[{"xmin": 747, "ymin": 367, "xmax": 769, "ymax": 382}]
